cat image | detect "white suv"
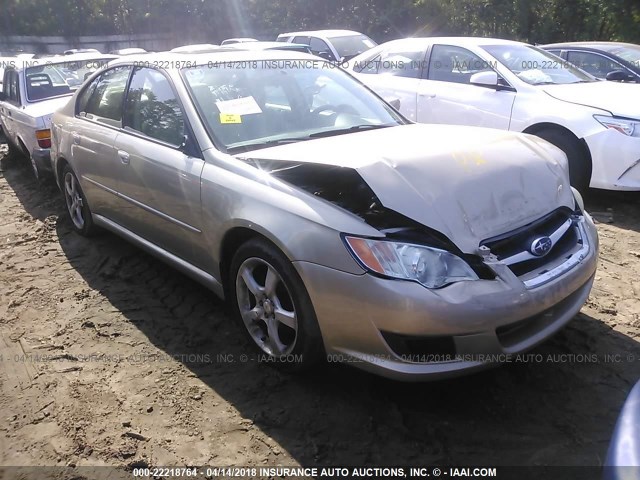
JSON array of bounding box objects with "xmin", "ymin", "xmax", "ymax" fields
[
  {"xmin": 276, "ymin": 29, "xmax": 376, "ymax": 63},
  {"xmin": 348, "ymin": 37, "xmax": 640, "ymax": 192}
]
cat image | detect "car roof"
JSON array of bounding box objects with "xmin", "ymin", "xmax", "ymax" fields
[
  {"xmin": 110, "ymin": 48, "xmax": 147, "ymax": 55},
  {"xmin": 170, "ymin": 44, "xmax": 219, "ymax": 53},
  {"xmin": 225, "ymin": 41, "xmax": 309, "ymax": 50},
  {"xmin": 109, "ymin": 49, "xmax": 320, "ymax": 68},
  {"xmin": 278, "ymin": 29, "xmax": 366, "ymax": 38},
  {"xmin": 541, "ymin": 41, "xmax": 638, "ymax": 49},
  {"xmin": 222, "ymin": 38, "xmax": 258, "ymax": 43},
  {"xmin": 379, "ymin": 37, "xmax": 528, "ymax": 47},
  {"xmin": 5, "ymin": 53, "xmax": 118, "ymax": 71}
]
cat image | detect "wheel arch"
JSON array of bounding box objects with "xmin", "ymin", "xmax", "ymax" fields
[
  {"xmin": 54, "ymin": 156, "xmax": 70, "ymax": 190},
  {"xmin": 16, "ymin": 136, "xmax": 29, "ymax": 156},
  {"xmin": 219, "ymin": 226, "xmax": 287, "ymax": 298},
  {"xmin": 523, "ymin": 122, "xmax": 593, "ymax": 170}
]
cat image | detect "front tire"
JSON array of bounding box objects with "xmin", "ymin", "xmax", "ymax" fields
[
  {"xmin": 535, "ymin": 128, "xmax": 591, "ymax": 193},
  {"xmin": 229, "ymin": 239, "xmax": 324, "ymax": 371},
  {"xmin": 62, "ymin": 165, "xmax": 97, "ymax": 236}
]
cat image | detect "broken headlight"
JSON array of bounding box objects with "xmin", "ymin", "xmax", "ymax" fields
[{"xmin": 344, "ymin": 236, "xmax": 479, "ymax": 289}]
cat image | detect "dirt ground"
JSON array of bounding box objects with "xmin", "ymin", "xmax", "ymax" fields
[{"xmin": 0, "ymin": 137, "xmax": 638, "ymax": 473}]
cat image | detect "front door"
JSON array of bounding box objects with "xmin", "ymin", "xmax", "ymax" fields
[
  {"xmin": 417, "ymin": 44, "xmax": 515, "ymax": 130},
  {"xmin": 114, "ymin": 67, "xmax": 206, "ymax": 266}
]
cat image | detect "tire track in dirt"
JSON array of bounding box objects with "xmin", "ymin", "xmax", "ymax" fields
[{"xmin": 0, "ymin": 142, "xmax": 639, "ymax": 470}]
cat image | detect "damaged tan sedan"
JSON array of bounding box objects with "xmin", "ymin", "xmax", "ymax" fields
[{"xmin": 50, "ymin": 51, "xmax": 598, "ymax": 380}]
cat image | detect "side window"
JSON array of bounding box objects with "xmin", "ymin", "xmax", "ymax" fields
[
  {"xmin": 309, "ymin": 37, "xmax": 334, "ymax": 60},
  {"xmin": 377, "ymin": 46, "xmax": 426, "ymax": 79},
  {"xmin": 546, "ymin": 49, "xmax": 562, "ymax": 57},
  {"xmin": 6, "ymin": 71, "xmax": 16, "ymax": 103},
  {"xmin": 428, "ymin": 45, "xmax": 493, "ymax": 84},
  {"xmin": 124, "ymin": 67, "xmax": 185, "ymax": 146},
  {"xmin": 12, "ymin": 72, "xmax": 21, "ymax": 104},
  {"xmin": 84, "ymin": 66, "xmax": 131, "ymax": 127},
  {"xmin": 293, "ymin": 36, "xmax": 310, "ymax": 46},
  {"xmin": 76, "ymin": 76, "xmax": 99, "ymax": 115},
  {"xmin": 0, "ymin": 70, "xmax": 9, "ymax": 97},
  {"xmin": 4, "ymin": 71, "xmax": 20, "ymax": 104},
  {"xmin": 566, "ymin": 51, "xmax": 623, "ymax": 78}
]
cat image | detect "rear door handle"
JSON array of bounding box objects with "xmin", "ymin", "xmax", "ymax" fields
[
  {"xmin": 419, "ymin": 93, "xmax": 436, "ymax": 99},
  {"xmin": 118, "ymin": 150, "xmax": 130, "ymax": 165},
  {"xmin": 72, "ymin": 133, "xmax": 81, "ymax": 145}
]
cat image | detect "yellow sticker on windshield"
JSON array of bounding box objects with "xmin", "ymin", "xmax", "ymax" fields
[{"xmin": 220, "ymin": 113, "xmax": 242, "ymax": 124}]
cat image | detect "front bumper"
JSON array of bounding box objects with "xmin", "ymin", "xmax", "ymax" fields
[
  {"xmin": 585, "ymin": 129, "xmax": 640, "ymax": 190},
  {"xmin": 31, "ymin": 148, "xmax": 53, "ymax": 172},
  {"xmin": 295, "ymin": 216, "xmax": 599, "ymax": 381}
]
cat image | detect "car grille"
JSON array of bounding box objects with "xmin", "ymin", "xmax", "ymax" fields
[{"xmin": 481, "ymin": 208, "xmax": 589, "ymax": 288}]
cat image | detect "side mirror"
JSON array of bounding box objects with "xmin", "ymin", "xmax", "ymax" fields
[
  {"xmin": 470, "ymin": 71, "xmax": 499, "ymax": 88},
  {"xmin": 606, "ymin": 70, "xmax": 634, "ymax": 82},
  {"xmin": 316, "ymin": 51, "xmax": 335, "ymax": 62},
  {"xmin": 385, "ymin": 97, "xmax": 401, "ymax": 110}
]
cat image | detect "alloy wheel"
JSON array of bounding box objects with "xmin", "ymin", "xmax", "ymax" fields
[
  {"xmin": 64, "ymin": 172, "xmax": 85, "ymax": 230},
  {"xmin": 235, "ymin": 257, "xmax": 298, "ymax": 356}
]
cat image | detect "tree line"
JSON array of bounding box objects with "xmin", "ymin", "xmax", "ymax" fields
[{"xmin": 2, "ymin": 0, "xmax": 639, "ymax": 45}]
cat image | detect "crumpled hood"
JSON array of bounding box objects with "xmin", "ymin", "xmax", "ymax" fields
[
  {"xmin": 245, "ymin": 123, "xmax": 574, "ymax": 253},
  {"xmin": 542, "ymin": 81, "xmax": 640, "ymax": 118}
]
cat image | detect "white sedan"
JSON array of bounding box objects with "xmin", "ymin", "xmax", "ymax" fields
[{"xmin": 348, "ymin": 37, "xmax": 640, "ymax": 192}]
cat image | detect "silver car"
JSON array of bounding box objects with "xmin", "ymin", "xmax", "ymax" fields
[{"xmin": 50, "ymin": 51, "xmax": 598, "ymax": 380}]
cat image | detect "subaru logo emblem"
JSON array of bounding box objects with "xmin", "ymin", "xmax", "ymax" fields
[{"xmin": 530, "ymin": 236, "xmax": 553, "ymax": 257}]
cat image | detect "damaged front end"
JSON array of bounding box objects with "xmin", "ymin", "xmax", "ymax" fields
[{"xmin": 241, "ymin": 158, "xmax": 496, "ymax": 285}]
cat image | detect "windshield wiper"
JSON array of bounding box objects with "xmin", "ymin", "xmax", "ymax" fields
[
  {"xmin": 227, "ymin": 137, "xmax": 310, "ymax": 154},
  {"xmin": 308, "ymin": 124, "xmax": 395, "ymax": 139}
]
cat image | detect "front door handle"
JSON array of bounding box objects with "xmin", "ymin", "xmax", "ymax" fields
[
  {"xmin": 419, "ymin": 92, "xmax": 437, "ymax": 99},
  {"xmin": 72, "ymin": 133, "xmax": 81, "ymax": 145},
  {"xmin": 118, "ymin": 150, "xmax": 130, "ymax": 165}
]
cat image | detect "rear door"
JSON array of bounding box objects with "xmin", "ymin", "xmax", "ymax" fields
[
  {"xmin": 71, "ymin": 65, "xmax": 132, "ymax": 220},
  {"xmin": 114, "ymin": 67, "xmax": 206, "ymax": 266},
  {"xmin": 417, "ymin": 44, "xmax": 515, "ymax": 129}
]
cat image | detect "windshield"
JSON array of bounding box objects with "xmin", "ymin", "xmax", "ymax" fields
[
  {"xmin": 604, "ymin": 45, "xmax": 640, "ymax": 66},
  {"xmin": 330, "ymin": 35, "xmax": 377, "ymax": 60},
  {"xmin": 25, "ymin": 57, "xmax": 112, "ymax": 101},
  {"xmin": 483, "ymin": 44, "xmax": 595, "ymax": 85},
  {"xmin": 182, "ymin": 60, "xmax": 404, "ymax": 153}
]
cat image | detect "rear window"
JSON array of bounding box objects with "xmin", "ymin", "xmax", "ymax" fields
[{"xmin": 25, "ymin": 57, "xmax": 113, "ymax": 102}]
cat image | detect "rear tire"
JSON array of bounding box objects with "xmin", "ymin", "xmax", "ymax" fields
[
  {"xmin": 29, "ymin": 154, "xmax": 44, "ymax": 181},
  {"xmin": 6, "ymin": 137, "xmax": 24, "ymax": 160},
  {"xmin": 61, "ymin": 165, "xmax": 97, "ymax": 236},
  {"xmin": 229, "ymin": 238, "xmax": 324, "ymax": 372},
  {"xmin": 534, "ymin": 128, "xmax": 591, "ymax": 193}
]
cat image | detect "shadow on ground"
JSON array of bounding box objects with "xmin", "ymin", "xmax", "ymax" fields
[{"xmin": 2, "ymin": 150, "xmax": 639, "ymax": 467}]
